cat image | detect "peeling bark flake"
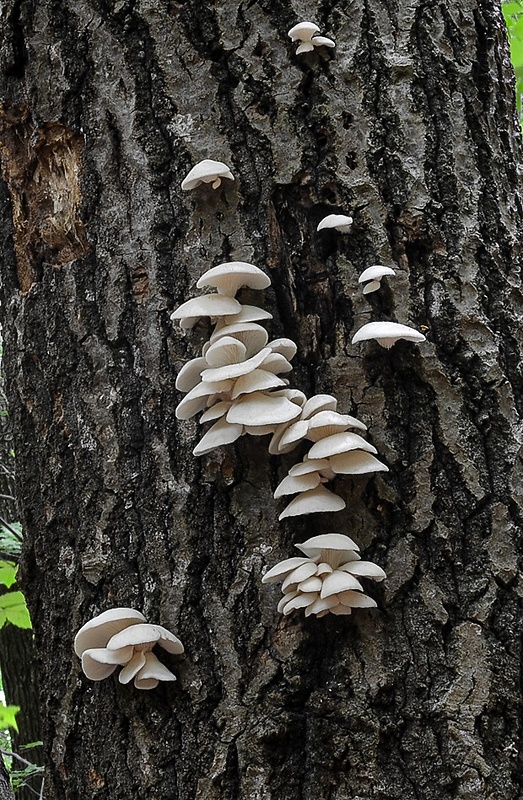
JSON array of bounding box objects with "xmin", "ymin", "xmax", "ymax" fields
[{"xmin": 0, "ymin": 102, "xmax": 89, "ymax": 294}]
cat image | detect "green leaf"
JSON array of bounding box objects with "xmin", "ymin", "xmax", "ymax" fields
[
  {"xmin": 0, "ymin": 591, "xmax": 32, "ymax": 629},
  {"xmin": 0, "ymin": 703, "xmax": 20, "ymax": 732},
  {"xmin": 0, "ymin": 561, "xmax": 17, "ymax": 589}
]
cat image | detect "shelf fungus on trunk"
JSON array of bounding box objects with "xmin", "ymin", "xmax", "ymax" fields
[
  {"xmin": 262, "ymin": 534, "xmax": 385, "ymax": 617},
  {"xmin": 74, "ymin": 609, "xmax": 184, "ymax": 690}
]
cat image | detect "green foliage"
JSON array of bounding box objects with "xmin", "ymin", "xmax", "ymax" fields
[
  {"xmin": 0, "ymin": 562, "xmax": 16, "ymax": 589},
  {"xmin": 0, "ymin": 523, "xmax": 21, "ymax": 557},
  {"xmin": 0, "ymin": 703, "xmax": 19, "ymax": 732},
  {"xmin": 503, "ymin": 0, "xmax": 523, "ymax": 120},
  {"xmin": 10, "ymin": 760, "xmax": 45, "ymax": 793},
  {"xmin": 0, "ymin": 592, "xmax": 31, "ymax": 630}
]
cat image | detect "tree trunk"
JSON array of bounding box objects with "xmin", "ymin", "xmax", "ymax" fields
[
  {"xmin": 0, "ymin": 1, "xmax": 522, "ymax": 799},
  {"xmin": 0, "ymin": 756, "xmax": 14, "ymax": 800}
]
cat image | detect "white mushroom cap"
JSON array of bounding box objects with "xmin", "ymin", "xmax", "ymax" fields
[
  {"xmin": 304, "ymin": 596, "xmax": 339, "ymax": 616},
  {"xmin": 74, "ymin": 608, "xmax": 146, "ymax": 656},
  {"xmin": 260, "ymin": 352, "xmax": 294, "ymax": 375},
  {"xmin": 288, "ymin": 458, "xmax": 333, "ymax": 477},
  {"xmin": 175, "ymin": 379, "xmax": 234, "ymax": 420},
  {"xmin": 210, "ymin": 322, "xmax": 269, "ymax": 357},
  {"xmin": 133, "ymin": 652, "xmax": 177, "ymax": 690},
  {"xmin": 308, "ymin": 432, "xmax": 378, "ymax": 459},
  {"xmin": 181, "ymin": 159, "xmax": 234, "ymax": 191},
  {"xmin": 311, "ymin": 35, "xmax": 335, "ymax": 48},
  {"xmin": 296, "ymin": 533, "xmax": 360, "ymax": 560},
  {"xmin": 107, "ymin": 623, "xmax": 184, "ymax": 655},
  {"xmin": 274, "ymin": 471, "xmax": 322, "ymax": 498},
  {"xmin": 358, "ymin": 265, "xmax": 396, "ymax": 295},
  {"xmin": 307, "ymin": 410, "xmax": 367, "ymax": 441},
  {"xmin": 193, "ymin": 417, "xmax": 243, "ymax": 456},
  {"xmin": 317, "ymin": 214, "xmax": 353, "ymax": 233},
  {"xmin": 278, "ymin": 485, "xmax": 345, "ymax": 520},
  {"xmin": 296, "ymin": 41, "xmax": 315, "ymax": 54},
  {"xmin": 266, "ymin": 338, "xmax": 298, "ymax": 360},
  {"xmin": 277, "ymin": 419, "xmax": 311, "ymax": 451},
  {"xmin": 175, "ymin": 357, "xmax": 207, "ymax": 393},
  {"xmin": 288, "ymin": 21, "xmax": 320, "ymax": 41},
  {"xmin": 281, "ymin": 562, "xmax": 319, "ymax": 591},
  {"xmin": 201, "ymin": 347, "xmax": 272, "ymax": 383},
  {"xmin": 199, "ymin": 401, "xmax": 232, "ymax": 423},
  {"xmin": 262, "ymin": 557, "xmax": 310, "ymax": 584},
  {"xmin": 352, "ymin": 321, "xmax": 426, "ymax": 349},
  {"xmin": 340, "ymin": 561, "xmax": 386, "ymax": 581},
  {"xmin": 320, "ymin": 571, "xmax": 363, "ymax": 598},
  {"xmin": 197, "ymin": 262, "xmax": 271, "ymax": 297},
  {"xmin": 227, "ymin": 392, "xmax": 302, "ymax": 427},
  {"xmin": 281, "ymin": 593, "xmax": 318, "ymax": 615},
  {"xmin": 300, "ymin": 394, "xmax": 337, "ymax": 418},
  {"xmin": 81, "ymin": 646, "xmax": 135, "ymax": 680},
  {"xmin": 219, "ymin": 305, "xmax": 273, "ymax": 326},
  {"xmin": 338, "ymin": 590, "xmax": 378, "ymax": 608},
  {"xmin": 170, "ymin": 295, "xmax": 241, "ymax": 326},
  {"xmin": 329, "ymin": 451, "xmax": 389, "ymax": 475},
  {"xmin": 231, "ymin": 369, "xmax": 286, "ymax": 399},
  {"xmin": 204, "ymin": 336, "xmax": 247, "ymax": 368}
]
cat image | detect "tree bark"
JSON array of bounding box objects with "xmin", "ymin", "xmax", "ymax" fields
[
  {"xmin": 0, "ymin": 756, "xmax": 14, "ymax": 800},
  {"xmin": 0, "ymin": 1, "xmax": 522, "ymax": 799}
]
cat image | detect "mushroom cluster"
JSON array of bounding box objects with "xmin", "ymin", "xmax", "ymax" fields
[
  {"xmin": 288, "ymin": 22, "xmax": 335, "ymax": 54},
  {"xmin": 262, "ymin": 534, "xmax": 385, "ymax": 617},
  {"xmin": 74, "ymin": 608, "xmax": 184, "ymax": 690}
]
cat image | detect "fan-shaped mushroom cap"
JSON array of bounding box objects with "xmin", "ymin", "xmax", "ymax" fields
[
  {"xmin": 197, "ymin": 262, "xmax": 271, "ymax": 297},
  {"xmin": 296, "ymin": 533, "xmax": 360, "ymax": 560},
  {"xmin": 219, "ymin": 305, "xmax": 273, "ymax": 326},
  {"xmin": 297, "ymin": 576, "xmax": 323, "ymax": 593},
  {"xmin": 358, "ymin": 265, "xmax": 396, "ymax": 295},
  {"xmin": 201, "ymin": 347, "xmax": 271, "ymax": 383},
  {"xmin": 338, "ymin": 590, "xmax": 378, "ymax": 608},
  {"xmin": 329, "ymin": 451, "xmax": 389, "ymax": 475},
  {"xmin": 311, "ymin": 35, "xmax": 335, "ymax": 47},
  {"xmin": 181, "ymin": 159, "xmax": 234, "ymax": 191},
  {"xmin": 300, "ymin": 394, "xmax": 338, "ymax": 419},
  {"xmin": 204, "ymin": 336, "xmax": 247, "ymax": 368},
  {"xmin": 307, "ymin": 410, "xmax": 367, "ymax": 441},
  {"xmin": 231, "ymin": 369, "xmax": 286, "ymax": 399},
  {"xmin": 210, "ymin": 322, "xmax": 269, "ymax": 357},
  {"xmin": 352, "ymin": 321, "xmax": 426, "ymax": 349},
  {"xmin": 81, "ymin": 646, "xmax": 135, "ymax": 680},
  {"xmin": 193, "ymin": 417, "xmax": 243, "ymax": 456},
  {"xmin": 274, "ymin": 471, "xmax": 322, "ymax": 498},
  {"xmin": 74, "ymin": 608, "xmax": 146, "ymax": 656},
  {"xmin": 175, "ymin": 379, "xmax": 234, "ymax": 420},
  {"xmin": 107, "ymin": 623, "xmax": 185, "ymax": 655},
  {"xmin": 262, "ymin": 557, "xmax": 310, "ymax": 584},
  {"xmin": 171, "ymin": 295, "xmax": 241, "ymax": 326},
  {"xmin": 281, "ymin": 593, "xmax": 318, "ymax": 615},
  {"xmin": 175, "ymin": 357, "xmax": 207, "ymax": 393},
  {"xmin": 277, "ymin": 419, "xmax": 311, "ymax": 451},
  {"xmin": 308, "ymin": 431, "xmax": 377, "ymax": 459},
  {"xmin": 317, "ymin": 214, "xmax": 353, "ymax": 233},
  {"xmin": 340, "ymin": 561, "xmax": 387, "ymax": 581},
  {"xmin": 281, "ymin": 562, "xmax": 319, "ymax": 591},
  {"xmin": 304, "ymin": 595, "xmax": 339, "ymax": 616},
  {"xmin": 278, "ymin": 485, "xmax": 345, "ymax": 520},
  {"xmin": 320, "ymin": 571, "xmax": 363, "ymax": 598},
  {"xmin": 227, "ymin": 392, "xmax": 302, "ymax": 427},
  {"xmin": 288, "ymin": 458, "xmax": 333, "ymax": 477},
  {"xmin": 288, "ymin": 21, "xmax": 320, "ymax": 41},
  {"xmin": 199, "ymin": 401, "xmax": 232, "ymax": 423},
  {"xmin": 133, "ymin": 652, "xmax": 177, "ymax": 690},
  {"xmin": 266, "ymin": 338, "xmax": 298, "ymax": 360},
  {"xmin": 260, "ymin": 352, "xmax": 294, "ymax": 375}
]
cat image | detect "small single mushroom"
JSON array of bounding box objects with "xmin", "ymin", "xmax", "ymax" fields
[
  {"xmin": 352, "ymin": 321, "xmax": 426, "ymax": 349},
  {"xmin": 317, "ymin": 214, "xmax": 353, "ymax": 233},
  {"xmin": 181, "ymin": 159, "xmax": 234, "ymax": 190},
  {"xmin": 197, "ymin": 262, "xmax": 271, "ymax": 297},
  {"xmin": 358, "ymin": 265, "xmax": 396, "ymax": 295},
  {"xmin": 288, "ymin": 21, "xmax": 335, "ymax": 53}
]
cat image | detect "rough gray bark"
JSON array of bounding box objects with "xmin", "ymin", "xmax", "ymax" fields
[
  {"xmin": 0, "ymin": 756, "xmax": 14, "ymax": 800},
  {"xmin": 0, "ymin": 1, "xmax": 522, "ymax": 799}
]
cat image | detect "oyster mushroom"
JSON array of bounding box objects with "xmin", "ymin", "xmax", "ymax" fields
[{"xmin": 181, "ymin": 159, "xmax": 234, "ymax": 190}]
